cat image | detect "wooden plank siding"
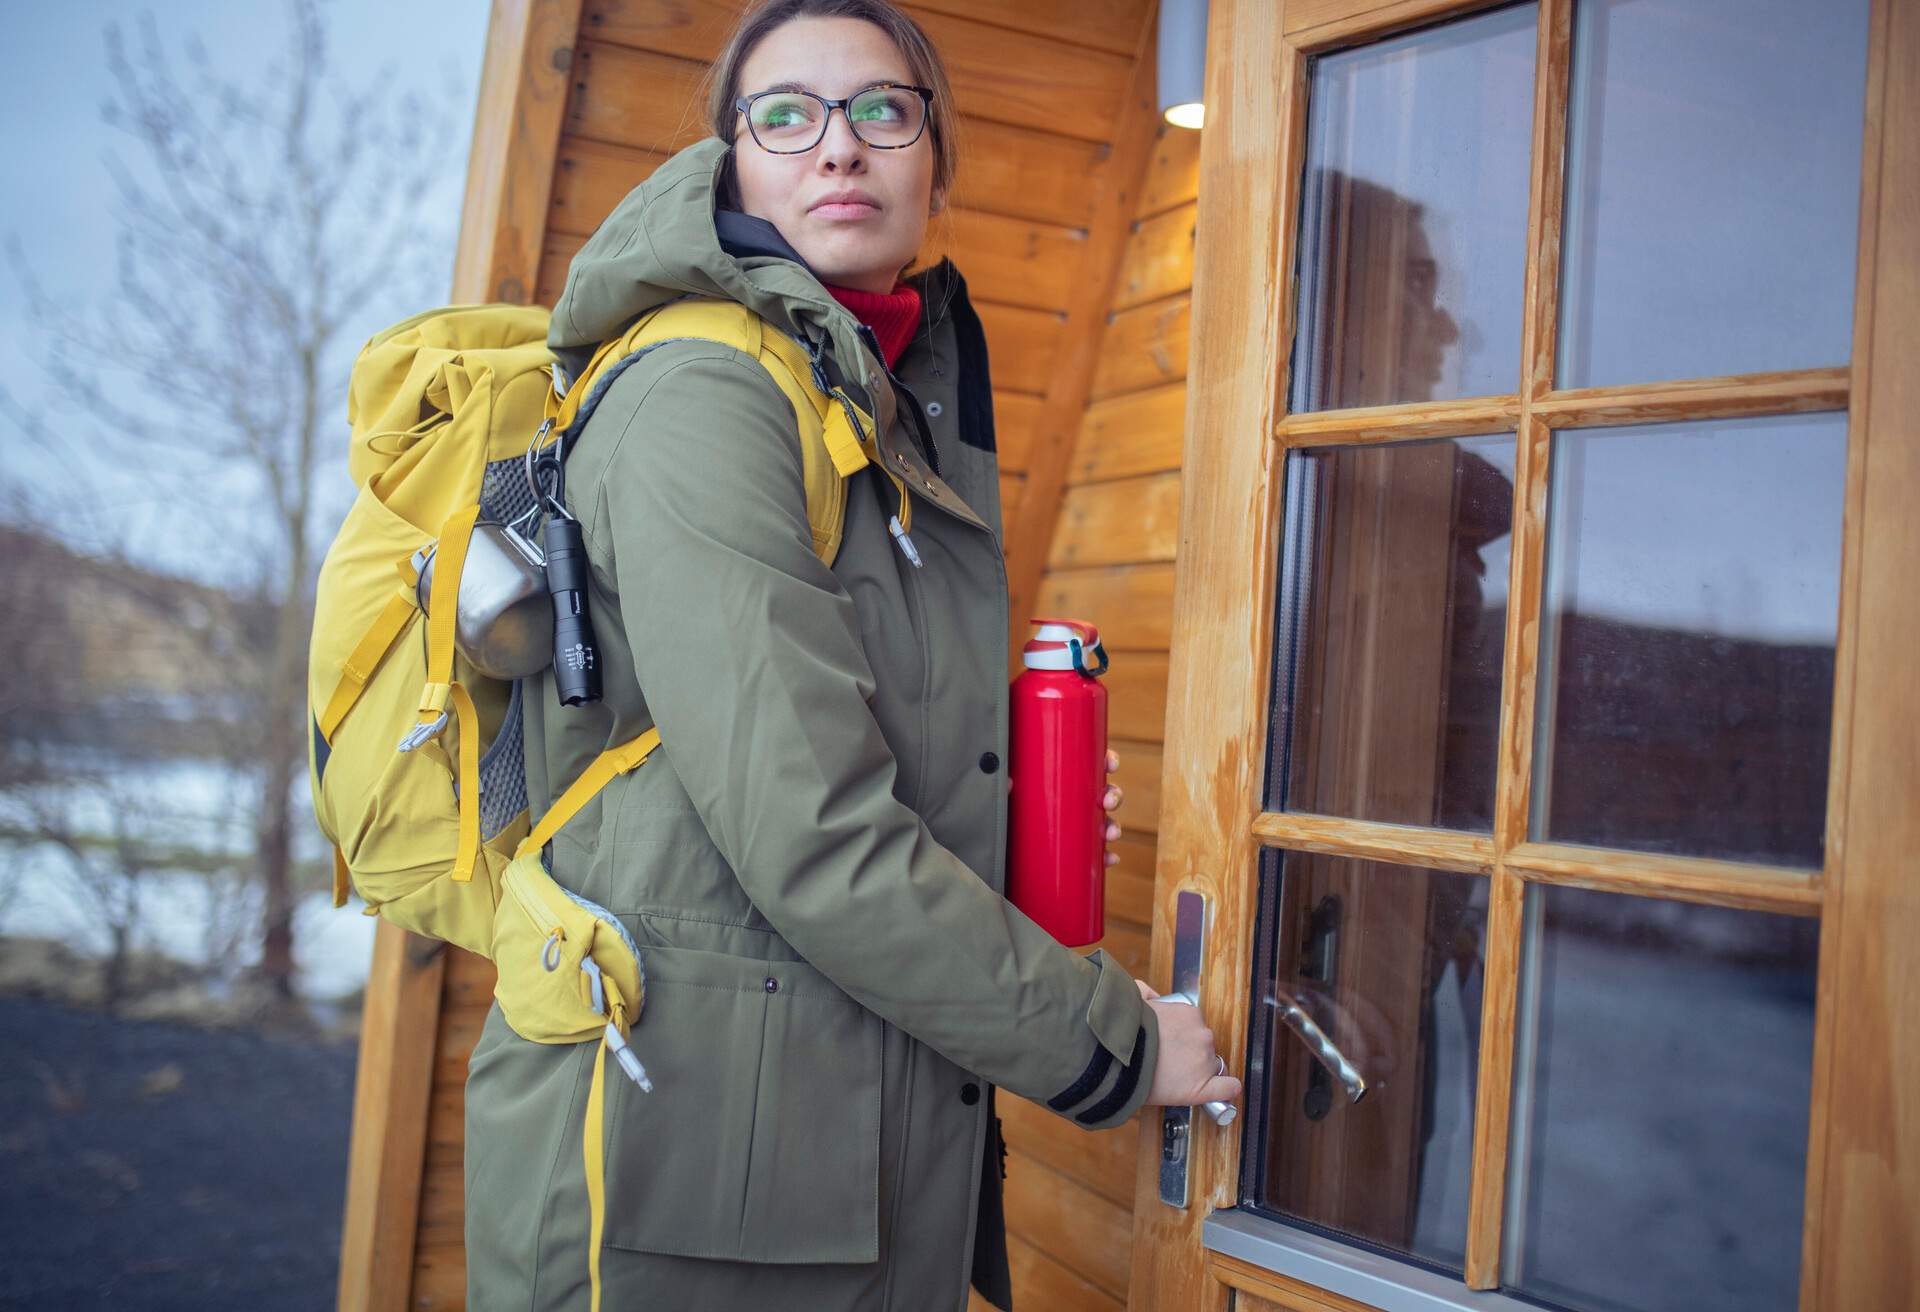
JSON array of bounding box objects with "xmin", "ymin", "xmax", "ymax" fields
[
  {"xmin": 1006, "ymin": 110, "xmax": 1200, "ymax": 1309},
  {"xmin": 529, "ymin": 3, "xmax": 1147, "ymax": 559},
  {"xmin": 979, "ymin": 110, "xmax": 1207, "ymax": 1312},
  {"xmin": 578, "ymin": 0, "xmax": 1138, "ymax": 142},
  {"xmin": 1091, "ymin": 292, "xmax": 1192, "ymax": 399},
  {"xmin": 404, "ymin": 5, "xmax": 1172, "ymax": 1312}
]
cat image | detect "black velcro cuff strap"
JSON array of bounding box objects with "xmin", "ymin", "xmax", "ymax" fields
[
  {"xmin": 1074, "ymin": 1024, "xmax": 1149, "ymax": 1125},
  {"xmin": 1045, "ymin": 1039, "xmax": 1114, "ymax": 1112}
]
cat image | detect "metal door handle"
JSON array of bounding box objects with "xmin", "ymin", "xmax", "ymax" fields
[
  {"xmin": 1165, "ymin": 990, "xmax": 1239, "ymax": 1126},
  {"xmin": 1274, "ymin": 991, "xmax": 1367, "ymax": 1106},
  {"xmin": 1274, "ymin": 990, "xmax": 1368, "ymax": 1103},
  {"xmin": 1160, "ymin": 889, "xmax": 1238, "ymax": 1208}
]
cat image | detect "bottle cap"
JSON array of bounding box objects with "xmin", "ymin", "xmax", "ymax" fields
[{"xmin": 1023, "ymin": 618, "xmax": 1105, "ymax": 673}]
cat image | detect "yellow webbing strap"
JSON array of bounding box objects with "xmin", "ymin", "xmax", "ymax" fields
[
  {"xmin": 552, "ymin": 329, "xmax": 638, "ymax": 434},
  {"xmin": 889, "ymin": 470, "xmax": 912, "ymax": 534},
  {"xmin": 583, "ymin": 987, "xmax": 633, "ymax": 1312},
  {"xmin": 447, "ymin": 681, "xmax": 482, "ymax": 883},
  {"xmin": 633, "ymin": 298, "xmax": 762, "ymax": 359},
  {"xmin": 514, "ymin": 728, "xmax": 663, "ymax": 861},
  {"xmin": 585, "ymin": 1032, "xmax": 611, "ymax": 1312},
  {"xmin": 400, "ymin": 505, "xmax": 485, "ymax": 882},
  {"xmin": 757, "ymin": 329, "xmax": 873, "ymax": 479},
  {"xmin": 317, "ymin": 585, "xmax": 418, "ymax": 743},
  {"xmin": 823, "ymin": 401, "xmax": 875, "ymax": 479},
  {"xmin": 421, "ymin": 504, "xmax": 480, "ymax": 701}
]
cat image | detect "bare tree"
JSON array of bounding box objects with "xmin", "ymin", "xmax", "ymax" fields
[
  {"xmin": 3, "ymin": 0, "xmax": 461, "ymax": 998},
  {"xmin": 2, "ymin": 759, "xmax": 166, "ymax": 1009}
]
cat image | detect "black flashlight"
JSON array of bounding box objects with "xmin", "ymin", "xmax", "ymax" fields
[{"xmin": 543, "ymin": 513, "xmax": 601, "ymax": 706}]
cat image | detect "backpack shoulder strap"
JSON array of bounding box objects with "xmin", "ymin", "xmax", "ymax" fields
[
  {"xmin": 519, "ymin": 299, "xmax": 900, "ymax": 879},
  {"xmin": 561, "ymin": 298, "xmax": 879, "ymax": 566}
]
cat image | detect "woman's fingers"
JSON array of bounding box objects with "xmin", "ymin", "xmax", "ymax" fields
[
  {"xmin": 1134, "ymin": 978, "xmax": 1161, "ymax": 1001},
  {"xmin": 1141, "ymin": 994, "xmax": 1242, "ymax": 1109},
  {"xmin": 1200, "ymin": 1072, "xmax": 1244, "ymax": 1104},
  {"xmin": 1103, "ymin": 784, "xmax": 1124, "ymax": 812},
  {"xmin": 1106, "ymin": 748, "xmax": 1120, "ymax": 774}
]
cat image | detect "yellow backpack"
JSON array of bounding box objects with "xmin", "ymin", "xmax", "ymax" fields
[{"xmin": 308, "ymin": 297, "xmax": 898, "ymax": 1310}]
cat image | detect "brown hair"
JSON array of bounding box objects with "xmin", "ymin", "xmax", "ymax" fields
[{"xmin": 704, "ymin": 0, "xmax": 960, "ymax": 202}]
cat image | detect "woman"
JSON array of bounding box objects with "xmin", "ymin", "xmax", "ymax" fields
[{"xmin": 464, "ymin": 3, "xmax": 1241, "ymax": 1308}]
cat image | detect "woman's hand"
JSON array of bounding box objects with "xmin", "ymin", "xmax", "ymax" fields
[{"xmin": 1136, "ymin": 978, "xmax": 1243, "ymax": 1108}]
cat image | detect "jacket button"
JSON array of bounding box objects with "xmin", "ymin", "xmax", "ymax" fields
[
  {"xmin": 960, "ymin": 1083, "xmax": 980, "ymax": 1105},
  {"xmin": 764, "ymin": 976, "xmax": 779, "ymax": 994},
  {"xmin": 979, "ymin": 751, "xmax": 999, "ymax": 774},
  {"xmin": 926, "ymin": 400, "xmax": 943, "ymax": 417}
]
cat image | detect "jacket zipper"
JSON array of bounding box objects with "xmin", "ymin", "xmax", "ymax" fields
[
  {"xmin": 504, "ymin": 862, "xmax": 564, "ymax": 942},
  {"xmin": 857, "ymin": 323, "xmax": 941, "ymax": 478}
]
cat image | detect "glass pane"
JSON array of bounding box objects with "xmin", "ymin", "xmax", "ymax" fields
[
  {"xmin": 1531, "ymin": 413, "xmax": 1845, "ymax": 866},
  {"xmin": 1289, "ymin": 3, "xmax": 1537, "ymax": 413},
  {"xmin": 1266, "ymin": 436, "xmax": 1513, "ymax": 830},
  {"xmin": 1505, "ymin": 885, "xmax": 1818, "ymax": 1312},
  {"xmin": 1246, "ymin": 850, "xmax": 1489, "ymax": 1272},
  {"xmin": 1557, "ymin": 0, "xmax": 1871, "ymax": 388}
]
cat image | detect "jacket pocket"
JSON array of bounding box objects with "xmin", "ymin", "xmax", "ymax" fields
[{"xmin": 601, "ymin": 943, "xmax": 881, "ymax": 1265}]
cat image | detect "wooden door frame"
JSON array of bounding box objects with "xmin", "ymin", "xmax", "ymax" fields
[{"xmin": 1128, "ymin": 0, "xmax": 1919, "ymax": 1308}]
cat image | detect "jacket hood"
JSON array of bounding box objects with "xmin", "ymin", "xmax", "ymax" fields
[{"xmin": 548, "ymin": 137, "xmax": 912, "ymax": 429}]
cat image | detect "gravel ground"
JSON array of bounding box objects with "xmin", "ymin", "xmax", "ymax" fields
[{"xmin": 0, "ymin": 996, "xmax": 358, "ymax": 1310}]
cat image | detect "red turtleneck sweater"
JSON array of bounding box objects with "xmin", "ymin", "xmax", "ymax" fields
[{"xmin": 825, "ymin": 281, "xmax": 922, "ymax": 369}]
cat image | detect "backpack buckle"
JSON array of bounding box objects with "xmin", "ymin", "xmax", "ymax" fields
[{"xmin": 395, "ymin": 711, "xmax": 448, "ymax": 753}]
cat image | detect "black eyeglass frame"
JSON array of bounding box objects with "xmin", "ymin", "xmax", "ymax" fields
[{"xmin": 733, "ymin": 82, "xmax": 937, "ymax": 154}]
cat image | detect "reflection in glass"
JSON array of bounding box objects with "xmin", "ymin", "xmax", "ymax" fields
[
  {"xmin": 1557, "ymin": 0, "xmax": 1870, "ymax": 388},
  {"xmin": 1247, "ymin": 850, "xmax": 1488, "ymax": 1272},
  {"xmin": 1531, "ymin": 414, "xmax": 1845, "ymax": 867},
  {"xmin": 1266, "ymin": 436, "xmax": 1513, "ymax": 831},
  {"xmin": 1289, "ymin": 3, "xmax": 1536, "ymax": 413},
  {"xmin": 1505, "ymin": 885, "xmax": 1817, "ymax": 1311}
]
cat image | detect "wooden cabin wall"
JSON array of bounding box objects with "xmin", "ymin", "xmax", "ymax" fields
[
  {"xmin": 980, "ymin": 118, "xmax": 1204, "ymax": 1312},
  {"xmin": 356, "ymin": 3, "xmax": 1201, "ymax": 1310},
  {"xmin": 538, "ymin": 0, "xmax": 1158, "ymax": 523}
]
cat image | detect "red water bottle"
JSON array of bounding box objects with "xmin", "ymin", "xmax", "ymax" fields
[{"xmin": 1008, "ymin": 618, "xmax": 1110, "ymax": 947}]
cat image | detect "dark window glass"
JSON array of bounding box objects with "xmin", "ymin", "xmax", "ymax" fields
[
  {"xmin": 1505, "ymin": 885, "xmax": 1818, "ymax": 1311},
  {"xmin": 1531, "ymin": 413, "xmax": 1845, "ymax": 867},
  {"xmin": 1289, "ymin": 4, "xmax": 1536, "ymax": 413},
  {"xmin": 1245, "ymin": 850, "xmax": 1489, "ymax": 1272},
  {"xmin": 1557, "ymin": 0, "xmax": 1870, "ymax": 389},
  {"xmin": 1266, "ymin": 436, "xmax": 1513, "ymax": 831}
]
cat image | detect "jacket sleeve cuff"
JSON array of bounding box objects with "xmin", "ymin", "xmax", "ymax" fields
[{"xmin": 1043, "ymin": 948, "xmax": 1160, "ymax": 1130}]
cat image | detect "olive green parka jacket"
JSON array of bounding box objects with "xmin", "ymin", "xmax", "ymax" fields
[{"xmin": 461, "ymin": 137, "xmax": 1160, "ymax": 1312}]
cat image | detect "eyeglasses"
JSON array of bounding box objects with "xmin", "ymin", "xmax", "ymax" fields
[{"xmin": 735, "ymin": 83, "xmax": 935, "ymax": 154}]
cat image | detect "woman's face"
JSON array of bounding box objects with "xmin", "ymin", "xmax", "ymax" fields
[{"xmin": 730, "ymin": 16, "xmax": 942, "ymax": 293}]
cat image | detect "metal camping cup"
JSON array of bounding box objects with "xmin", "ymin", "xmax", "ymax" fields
[{"xmin": 411, "ymin": 521, "xmax": 552, "ymax": 679}]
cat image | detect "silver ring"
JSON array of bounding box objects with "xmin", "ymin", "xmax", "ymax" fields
[{"xmin": 1215, "ymin": 1055, "xmax": 1227, "ymax": 1077}]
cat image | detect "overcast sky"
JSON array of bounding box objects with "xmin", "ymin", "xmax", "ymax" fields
[{"xmin": 0, "ymin": 1, "xmax": 490, "ymax": 580}]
